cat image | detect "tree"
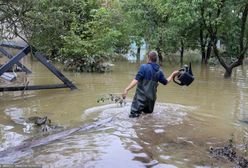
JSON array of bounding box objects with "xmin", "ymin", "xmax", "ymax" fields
[
  {"xmin": 123, "ymin": 0, "xmax": 169, "ymax": 63},
  {"xmin": 0, "ymin": 0, "xmax": 34, "ymax": 41},
  {"xmin": 201, "ymin": 0, "xmax": 248, "ymax": 77},
  {"xmin": 0, "ymin": 0, "xmax": 130, "ymax": 72},
  {"xmin": 122, "ymin": 0, "xmax": 146, "ymax": 62},
  {"xmin": 61, "ymin": 3, "xmax": 129, "ymax": 72},
  {"xmin": 161, "ymin": 0, "xmax": 199, "ymax": 65}
]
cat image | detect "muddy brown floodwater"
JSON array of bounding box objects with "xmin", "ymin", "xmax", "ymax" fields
[{"xmin": 0, "ymin": 60, "xmax": 248, "ymax": 168}]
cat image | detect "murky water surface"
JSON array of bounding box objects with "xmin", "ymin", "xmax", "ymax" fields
[{"xmin": 0, "ymin": 59, "xmax": 248, "ymax": 168}]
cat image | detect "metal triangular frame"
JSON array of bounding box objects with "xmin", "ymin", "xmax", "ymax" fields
[{"xmin": 0, "ymin": 42, "xmax": 77, "ymax": 92}]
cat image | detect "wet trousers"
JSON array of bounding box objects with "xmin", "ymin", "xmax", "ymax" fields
[{"xmin": 130, "ymin": 93, "xmax": 156, "ymax": 117}]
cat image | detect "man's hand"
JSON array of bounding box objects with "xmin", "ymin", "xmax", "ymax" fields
[
  {"xmin": 172, "ymin": 70, "xmax": 180, "ymax": 77},
  {"xmin": 122, "ymin": 79, "xmax": 138, "ymax": 99},
  {"xmin": 167, "ymin": 70, "xmax": 180, "ymax": 82},
  {"xmin": 122, "ymin": 89, "xmax": 128, "ymax": 99}
]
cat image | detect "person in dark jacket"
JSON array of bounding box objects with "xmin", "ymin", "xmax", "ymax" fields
[{"xmin": 122, "ymin": 51, "xmax": 179, "ymax": 118}]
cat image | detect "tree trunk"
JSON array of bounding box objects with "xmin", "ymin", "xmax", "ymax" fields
[
  {"xmin": 224, "ymin": 3, "xmax": 248, "ymax": 77},
  {"xmin": 200, "ymin": 6, "xmax": 208, "ymax": 64},
  {"xmin": 200, "ymin": 24, "xmax": 206, "ymax": 64},
  {"xmin": 136, "ymin": 46, "xmax": 141, "ymax": 63},
  {"xmin": 224, "ymin": 68, "xmax": 232, "ymax": 78},
  {"xmin": 212, "ymin": 38, "xmax": 231, "ymax": 78},
  {"xmin": 180, "ymin": 39, "xmax": 184, "ymax": 66},
  {"xmin": 205, "ymin": 40, "xmax": 212, "ymax": 64},
  {"xmin": 238, "ymin": 4, "xmax": 248, "ymax": 62},
  {"xmin": 156, "ymin": 46, "xmax": 163, "ymax": 63},
  {"xmin": 206, "ymin": 3, "xmax": 248, "ymax": 78},
  {"xmin": 156, "ymin": 36, "xmax": 163, "ymax": 63}
]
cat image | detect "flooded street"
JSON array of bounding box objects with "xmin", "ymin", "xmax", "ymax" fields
[{"xmin": 0, "ymin": 60, "xmax": 248, "ymax": 168}]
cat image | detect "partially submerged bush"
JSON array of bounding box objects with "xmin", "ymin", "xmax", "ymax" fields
[{"xmin": 60, "ymin": 56, "xmax": 114, "ymax": 73}]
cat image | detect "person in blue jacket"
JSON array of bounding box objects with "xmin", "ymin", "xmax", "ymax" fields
[{"xmin": 122, "ymin": 51, "xmax": 179, "ymax": 118}]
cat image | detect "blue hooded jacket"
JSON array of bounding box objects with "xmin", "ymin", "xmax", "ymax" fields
[{"xmin": 135, "ymin": 62, "xmax": 168, "ymax": 85}]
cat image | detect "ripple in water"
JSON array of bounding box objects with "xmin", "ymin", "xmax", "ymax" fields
[
  {"xmin": 79, "ymin": 102, "xmax": 197, "ymax": 167},
  {"xmin": 1, "ymin": 102, "xmax": 197, "ymax": 167}
]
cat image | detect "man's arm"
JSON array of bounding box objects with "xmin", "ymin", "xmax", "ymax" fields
[
  {"xmin": 166, "ymin": 70, "xmax": 180, "ymax": 83},
  {"xmin": 122, "ymin": 79, "xmax": 138, "ymax": 99}
]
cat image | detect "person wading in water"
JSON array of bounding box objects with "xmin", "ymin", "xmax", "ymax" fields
[{"xmin": 122, "ymin": 51, "xmax": 179, "ymax": 118}]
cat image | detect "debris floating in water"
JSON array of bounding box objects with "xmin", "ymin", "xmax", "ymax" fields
[
  {"xmin": 97, "ymin": 93, "xmax": 126, "ymax": 106},
  {"xmin": 209, "ymin": 139, "xmax": 248, "ymax": 168}
]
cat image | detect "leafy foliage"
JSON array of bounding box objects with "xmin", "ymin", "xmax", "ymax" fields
[
  {"xmin": 0, "ymin": 0, "xmax": 130, "ymax": 72},
  {"xmin": 60, "ymin": 1, "xmax": 130, "ymax": 72}
]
